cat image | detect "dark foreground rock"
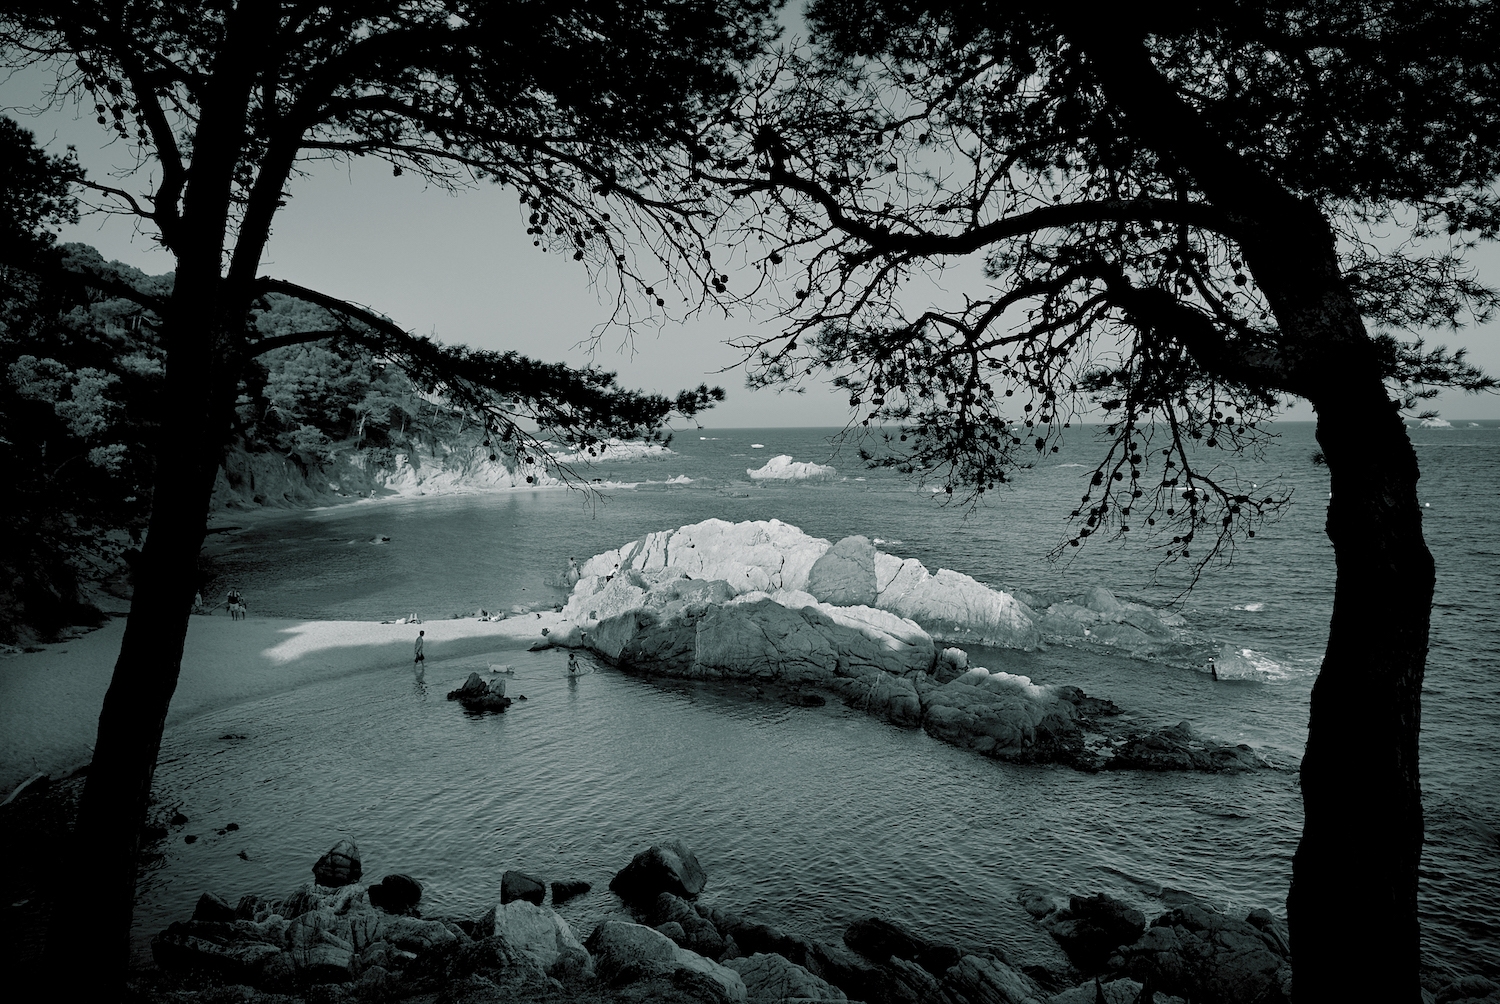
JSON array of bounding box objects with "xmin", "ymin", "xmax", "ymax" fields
[
  {"xmin": 311, "ymin": 838, "xmax": 362, "ymax": 887},
  {"xmin": 1038, "ymin": 894, "xmax": 1148, "ymax": 972},
  {"xmin": 609, "ymin": 839, "xmax": 708, "ymax": 904},
  {"xmin": 367, "ymin": 873, "xmax": 422, "ymax": 914},
  {"xmin": 843, "ymin": 915, "xmax": 962, "ymax": 978},
  {"xmin": 1115, "ymin": 900, "xmax": 1292, "ymax": 1004},
  {"xmin": 501, "ymin": 869, "xmax": 546, "ymax": 906},
  {"xmin": 141, "ymin": 835, "xmax": 1498, "ymax": 1004}
]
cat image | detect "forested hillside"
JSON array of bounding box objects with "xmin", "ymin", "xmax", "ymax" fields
[{"xmin": 1, "ymin": 245, "xmax": 505, "ymax": 645}]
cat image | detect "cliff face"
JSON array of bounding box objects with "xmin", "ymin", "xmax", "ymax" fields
[{"xmin": 211, "ymin": 440, "xmax": 558, "ymax": 511}]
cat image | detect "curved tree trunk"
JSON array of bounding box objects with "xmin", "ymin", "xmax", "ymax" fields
[
  {"xmin": 1289, "ymin": 392, "xmax": 1432, "ymax": 1000},
  {"xmin": 37, "ymin": 286, "xmax": 233, "ymax": 995}
]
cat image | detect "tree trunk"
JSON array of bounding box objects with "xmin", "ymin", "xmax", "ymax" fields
[{"xmin": 1289, "ymin": 392, "xmax": 1432, "ymax": 1000}]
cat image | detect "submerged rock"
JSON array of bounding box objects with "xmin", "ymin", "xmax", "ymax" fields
[
  {"xmin": 843, "ymin": 915, "xmax": 962, "ymax": 976},
  {"xmin": 550, "ymin": 878, "xmax": 591, "ymax": 905},
  {"xmin": 1105, "ymin": 722, "xmax": 1263, "ymax": 773}
]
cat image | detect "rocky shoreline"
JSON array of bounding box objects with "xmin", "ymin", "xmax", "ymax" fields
[
  {"xmin": 534, "ymin": 519, "xmax": 1265, "ymax": 774},
  {"xmin": 135, "ymin": 835, "xmax": 1311, "ymax": 1004}
]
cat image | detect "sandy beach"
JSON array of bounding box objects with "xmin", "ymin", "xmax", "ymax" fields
[{"xmin": 0, "ymin": 611, "xmax": 564, "ymax": 796}]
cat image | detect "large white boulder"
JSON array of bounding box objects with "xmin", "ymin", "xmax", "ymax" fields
[
  {"xmin": 565, "ymin": 519, "xmax": 1042, "ymax": 651},
  {"xmin": 747, "ymin": 454, "xmax": 837, "ymax": 480},
  {"xmin": 876, "ymin": 565, "xmax": 1040, "ymax": 648},
  {"xmin": 806, "ymin": 534, "xmax": 877, "ymax": 605},
  {"xmin": 577, "ymin": 519, "xmax": 831, "ymax": 596}
]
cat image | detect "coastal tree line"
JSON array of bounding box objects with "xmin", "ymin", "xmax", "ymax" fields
[{"xmin": 5, "ymin": 2, "xmax": 1500, "ymax": 1001}]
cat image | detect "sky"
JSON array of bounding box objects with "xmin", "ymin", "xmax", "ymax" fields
[{"xmin": 7, "ymin": 65, "xmax": 1500, "ymax": 427}]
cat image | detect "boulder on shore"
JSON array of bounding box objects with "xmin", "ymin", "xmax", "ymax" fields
[
  {"xmin": 586, "ymin": 920, "xmax": 747, "ymax": 1003},
  {"xmin": 312, "ymin": 838, "xmax": 362, "ymax": 887},
  {"xmin": 367, "ymin": 873, "xmax": 422, "ymax": 914},
  {"xmin": 726, "ymin": 952, "xmax": 848, "ymax": 1000},
  {"xmin": 1039, "ymin": 893, "xmax": 1148, "ymax": 972},
  {"xmin": 500, "ymin": 869, "xmax": 546, "ymax": 906},
  {"xmin": 1114, "ymin": 901, "xmax": 1291, "ymax": 1004},
  {"xmin": 482, "ymin": 899, "xmax": 589, "ymax": 973},
  {"xmin": 610, "ymin": 839, "xmax": 708, "ymax": 904}
]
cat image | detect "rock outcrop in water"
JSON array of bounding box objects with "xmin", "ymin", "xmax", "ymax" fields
[
  {"xmin": 542, "ymin": 520, "xmax": 1260, "ymax": 773},
  {"xmin": 446, "ymin": 672, "xmax": 511, "ymax": 712}
]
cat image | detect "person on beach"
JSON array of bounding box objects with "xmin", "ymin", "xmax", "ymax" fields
[
  {"xmin": 414, "ymin": 630, "xmax": 425, "ymax": 666},
  {"xmin": 565, "ymin": 557, "xmax": 581, "ymax": 586}
]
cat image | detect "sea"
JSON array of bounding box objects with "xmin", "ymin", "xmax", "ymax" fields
[{"xmin": 136, "ymin": 421, "xmax": 1500, "ymax": 983}]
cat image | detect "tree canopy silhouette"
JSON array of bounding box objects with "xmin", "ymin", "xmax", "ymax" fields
[
  {"xmin": 687, "ymin": 2, "xmax": 1499, "ymax": 999},
  {"xmin": 1, "ymin": 0, "xmax": 777, "ymax": 995}
]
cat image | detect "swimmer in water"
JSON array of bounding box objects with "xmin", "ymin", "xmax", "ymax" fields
[{"xmin": 567, "ymin": 652, "xmax": 580, "ymax": 674}]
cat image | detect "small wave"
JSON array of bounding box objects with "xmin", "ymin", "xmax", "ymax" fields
[
  {"xmin": 1232, "ymin": 602, "xmax": 1266, "ymax": 612},
  {"xmin": 1056, "ymin": 463, "xmax": 1085, "ymax": 468},
  {"xmin": 1210, "ymin": 644, "xmax": 1301, "ymax": 682},
  {"xmin": 872, "ymin": 538, "xmax": 903, "ymax": 546},
  {"xmin": 751, "ymin": 443, "xmax": 765, "ymax": 448}
]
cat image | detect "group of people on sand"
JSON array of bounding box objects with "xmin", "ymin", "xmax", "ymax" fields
[{"xmin": 191, "ymin": 588, "xmax": 248, "ymax": 619}]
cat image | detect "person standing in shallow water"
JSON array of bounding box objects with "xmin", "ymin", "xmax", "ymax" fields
[
  {"xmin": 414, "ymin": 630, "xmax": 425, "ymax": 677},
  {"xmin": 567, "ymin": 651, "xmax": 580, "ymax": 674}
]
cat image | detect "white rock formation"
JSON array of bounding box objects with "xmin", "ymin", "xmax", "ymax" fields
[
  {"xmin": 566, "ymin": 519, "xmax": 1040, "ymax": 648},
  {"xmin": 747, "ymin": 454, "xmax": 837, "ymax": 480}
]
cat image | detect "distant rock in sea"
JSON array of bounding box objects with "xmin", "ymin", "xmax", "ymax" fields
[{"xmin": 747, "ymin": 454, "xmax": 837, "ymax": 480}]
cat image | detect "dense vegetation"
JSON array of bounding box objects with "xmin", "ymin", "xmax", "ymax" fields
[{"xmin": 0, "ymin": 236, "xmax": 499, "ymax": 645}]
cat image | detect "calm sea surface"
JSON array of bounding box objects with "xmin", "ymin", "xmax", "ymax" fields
[{"xmin": 138, "ymin": 422, "xmax": 1500, "ymax": 981}]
